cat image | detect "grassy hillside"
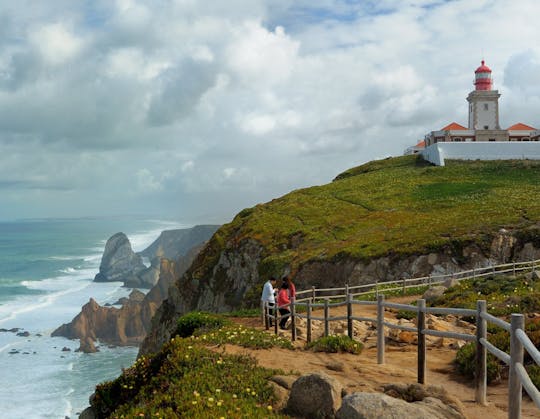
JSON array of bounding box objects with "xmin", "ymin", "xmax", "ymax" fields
[{"xmin": 194, "ymin": 155, "xmax": 540, "ymax": 278}]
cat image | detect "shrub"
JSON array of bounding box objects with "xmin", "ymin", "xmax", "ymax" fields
[
  {"xmin": 455, "ymin": 342, "xmax": 502, "ymax": 384},
  {"xmin": 396, "ymin": 309, "xmax": 416, "ymax": 320},
  {"xmin": 527, "ymin": 364, "xmax": 540, "ymax": 390},
  {"xmin": 175, "ymin": 312, "xmax": 230, "ymax": 338},
  {"xmin": 306, "ymin": 335, "xmax": 363, "ymax": 354}
]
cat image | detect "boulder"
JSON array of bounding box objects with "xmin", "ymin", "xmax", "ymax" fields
[
  {"xmin": 443, "ymin": 277, "xmax": 459, "ymax": 288},
  {"xmin": 337, "ymin": 389, "xmax": 465, "ymax": 419},
  {"xmin": 422, "ymin": 286, "xmax": 447, "ymax": 303},
  {"xmin": 286, "ymin": 371, "xmax": 342, "ymax": 418},
  {"xmin": 94, "ymin": 232, "xmax": 146, "ymax": 284}
]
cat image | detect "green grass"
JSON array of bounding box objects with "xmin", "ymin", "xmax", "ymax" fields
[{"xmin": 188, "ymin": 156, "xmax": 540, "ymax": 288}]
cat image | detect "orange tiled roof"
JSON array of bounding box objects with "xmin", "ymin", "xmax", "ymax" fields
[
  {"xmin": 416, "ymin": 140, "xmax": 425, "ymax": 148},
  {"xmin": 507, "ymin": 122, "xmax": 536, "ymax": 131},
  {"xmin": 441, "ymin": 122, "xmax": 467, "ymax": 131}
]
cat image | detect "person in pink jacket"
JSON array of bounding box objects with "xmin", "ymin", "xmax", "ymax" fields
[{"xmin": 277, "ymin": 282, "xmax": 290, "ymax": 330}]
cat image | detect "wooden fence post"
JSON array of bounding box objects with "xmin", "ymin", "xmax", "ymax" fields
[
  {"xmin": 306, "ymin": 300, "xmax": 312, "ymax": 344},
  {"xmin": 533, "ymin": 259, "xmax": 536, "ymax": 274},
  {"xmin": 264, "ymin": 302, "xmax": 269, "ymax": 330},
  {"xmin": 472, "ymin": 268, "xmax": 476, "ymax": 280},
  {"xmin": 402, "ymin": 277, "xmax": 406, "ymax": 295},
  {"xmin": 311, "ymin": 286, "xmax": 316, "ymax": 303},
  {"xmin": 324, "ymin": 299, "xmax": 329, "ymax": 337},
  {"xmin": 291, "ymin": 301, "xmax": 296, "ymax": 342},
  {"xmin": 347, "ymin": 293, "xmax": 353, "ymax": 339},
  {"xmin": 509, "ymin": 314, "xmax": 524, "ymax": 419},
  {"xmin": 377, "ymin": 294, "xmax": 385, "ymax": 364},
  {"xmin": 274, "ymin": 306, "xmax": 278, "ymax": 335},
  {"xmin": 417, "ymin": 299, "xmax": 426, "ymax": 384},
  {"xmin": 513, "ymin": 262, "xmax": 516, "ymax": 277},
  {"xmin": 375, "ymin": 279, "xmax": 378, "ymax": 297},
  {"xmin": 475, "ymin": 300, "xmax": 487, "ymax": 405}
]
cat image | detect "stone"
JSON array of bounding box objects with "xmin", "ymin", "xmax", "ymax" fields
[
  {"xmin": 443, "ymin": 277, "xmax": 459, "ymax": 289},
  {"xmin": 422, "ymin": 286, "xmax": 447, "ymax": 303},
  {"xmin": 286, "ymin": 371, "xmax": 343, "ymax": 418},
  {"xmin": 337, "ymin": 389, "xmax": 465, "ymax": 419},
  {"xmin": 16, "ymin": 331, "xmax": 30, "ymax": 337},
  {"xmin": 532, "ymin": 271, "xmax": 540, "ymax": 281},
  {"xmin": 76, "ymin": 337, "xmax": 99, "ymax": 353},
  {"xmin": 61, "ymin": 347, "xmax": 71, "ymax": 352},
  {"xmin": 79, "ymin": 406, "xmax": 96, "ymax": 419}
]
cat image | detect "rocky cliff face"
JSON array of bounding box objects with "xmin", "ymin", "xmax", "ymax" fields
[
  {"xmin": 139, "ymin": 225, "xmax": 220, "ymax": 260},
  {"xmin": 94, "ymin": 232, "xmax": 148, "ymax": 286},
  {"xmin": 53, "ymin": 243, "xmax": 205, "ymax": 347},
  {"xmin": 139, "ymin": 228, "xmax": 540, "ymax": 355}
]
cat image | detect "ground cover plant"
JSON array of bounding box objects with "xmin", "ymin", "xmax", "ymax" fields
[
  {"xmin": 92, "ymin": 337, "xmax": 285, "ymax": 418},
  {"xmin": 306, "ymin": 335, "xmax": 363, "ymax": 354},
  {"xmin": 92, "ymin": 312, "xmax": 293, "ymax": 418},
  {"xmin": 191, "ymin": 323, "xmax": 294, "ymax": 350}
]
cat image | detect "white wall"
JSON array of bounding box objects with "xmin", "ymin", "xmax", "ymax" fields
[{"xmin": 421, "ymin": 142, "xmax": 540, "ymax": 166}]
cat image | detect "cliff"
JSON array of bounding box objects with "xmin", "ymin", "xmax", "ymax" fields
[
  {"xmin": 139, "ymin": 225, "xmax": 220, "ymax": 260},
  {"xmin": 140, "ymin": 156, "xmax": 540, "ymax": 354}
]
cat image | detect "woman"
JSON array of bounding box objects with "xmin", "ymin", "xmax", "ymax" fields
[{"xmin": 277, "ymin": 282, "xmax": 290, "ymax": 330}]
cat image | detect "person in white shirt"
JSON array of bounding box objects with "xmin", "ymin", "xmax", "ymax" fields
[{"xmin": 261, "ymin": 276, "xmax": 277, "ymax": 326}]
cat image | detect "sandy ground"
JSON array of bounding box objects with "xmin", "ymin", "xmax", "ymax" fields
[{"xmin": 225, "ymin": 296, "xmax": 538, "ymax": 419}]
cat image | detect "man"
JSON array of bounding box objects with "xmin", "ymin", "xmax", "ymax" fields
[{"xmin": 261, "ymin": 276, "xmax": 277, "ymax": 327}]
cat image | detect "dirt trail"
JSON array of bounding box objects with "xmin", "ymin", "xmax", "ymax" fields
[{"xmin": 227, "ymin": 296, "xmax": 538, "ymax": 419}]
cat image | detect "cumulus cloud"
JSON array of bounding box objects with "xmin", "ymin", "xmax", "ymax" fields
[{"xmin": 1, "ymin": 0, "xmax": 540, "ymax": 222}]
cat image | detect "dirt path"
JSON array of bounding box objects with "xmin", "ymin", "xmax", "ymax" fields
[{"xmin": 227, "ymin": 296, "xmax": 538, "ymax": 419}]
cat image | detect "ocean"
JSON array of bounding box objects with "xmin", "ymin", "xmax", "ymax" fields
[{"xmin": 0, "ymin": 217, "xmax": 189, "ymax": 418}]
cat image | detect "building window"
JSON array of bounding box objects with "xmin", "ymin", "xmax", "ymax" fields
[
  {"xmin": 484, "ymin": 103, "xmax": 488, "ymax": 110},
  {"xmin": 484, "ymin": 125, "xmax": 489, "ymax": 130},
  {"xmin": 453, "ymin": 137, "xmax": 462, "ymax": 142},
  {"xmin": 522, "ymin": 137, "xmax": 530, "ymax": 141},
  {"xmin": 489, "ymin": 138, "xmax": 495, "ymax": 142}
]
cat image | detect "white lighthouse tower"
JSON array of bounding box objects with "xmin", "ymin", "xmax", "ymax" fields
[{"xmin": 466, "ymin": 60, "xmax": 508, "ymax": 141}]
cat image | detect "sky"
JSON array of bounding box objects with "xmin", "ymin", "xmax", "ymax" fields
[{"xmin": 1, "ymin": 0, "xmax": 540, "ymax": 224}]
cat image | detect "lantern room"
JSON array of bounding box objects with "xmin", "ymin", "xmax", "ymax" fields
[{"xmin": 474, "ymin": 60, "xmax": 492, "ymax": 91}]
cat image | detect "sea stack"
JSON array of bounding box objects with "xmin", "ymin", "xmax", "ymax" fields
[{"xmin": 94, "ymin": 232, "xmax": 146, "ymax": 284}]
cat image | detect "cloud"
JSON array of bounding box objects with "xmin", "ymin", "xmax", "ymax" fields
[{"xmin": 2, "ymin": 0, "xmax": 540, "ymax": 221}]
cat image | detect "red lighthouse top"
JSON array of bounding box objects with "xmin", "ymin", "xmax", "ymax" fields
[{"xmin": 474, "ymin": 60, "xmax": 492, "ymax": 91}]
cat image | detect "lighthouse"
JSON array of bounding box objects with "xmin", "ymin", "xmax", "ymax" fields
[{"xmin": 467, "ymin": 60, "xmax": 502, "ymax": 133}]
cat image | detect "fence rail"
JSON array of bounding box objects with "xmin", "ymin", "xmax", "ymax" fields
[{"xmin": 262, "ymin": 258, "xmax": 540, "ymax": 419}]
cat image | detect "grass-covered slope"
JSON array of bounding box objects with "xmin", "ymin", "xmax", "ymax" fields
[{"xmin": 194, "ymin": 155, "xmax": 540, "ymax": 278}]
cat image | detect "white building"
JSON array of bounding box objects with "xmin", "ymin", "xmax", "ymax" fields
[{"xmin": 415, "ymin": 61, "xmax": 540, "ymax": 166}]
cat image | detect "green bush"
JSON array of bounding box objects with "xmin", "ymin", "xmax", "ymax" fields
[
  {"xmin": 306, "ymin": 335, "xmax": 363, "ymax": 354},
  {"xmin": 396, "ymin": 309, "xmax": 416, "ymax": 320},
  {"xmin": 527, "ymin": 364, "xmax": 540, "ymax": 390},
  {"xmin": 455, "ymin": 342, "xmax": 502, "ymax": 384},
  {"xmin": 175, "ymin": 312, "xmax": 230, "ymax": 338}
]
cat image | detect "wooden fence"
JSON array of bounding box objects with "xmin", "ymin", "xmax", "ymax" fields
[
  {"xmin": 262, "ymin": 258, "xmax": 540, "ymax": 419},
  {"xmin": 293, "ymin": 258, "xmax": 539, "ymax": 302}
]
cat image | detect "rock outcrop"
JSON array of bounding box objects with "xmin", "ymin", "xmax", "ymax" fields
[
  {"xmin": 140, "ymin": 230, "xmax": 540, "ymax": 356},
  {"xmin": 139, "ymin": 225, "xmax": 220, "ymax": 261},
  {"xmin": 337, "ymin": 391, "xmax": 465, "ymax": 419},
  {"xmin": 53, "ymin": 239, "xmax": 206, "ymax": 346},
  {"xmin": 94, "ymin": 232, "xmax": 147, "ymax": 285}
]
